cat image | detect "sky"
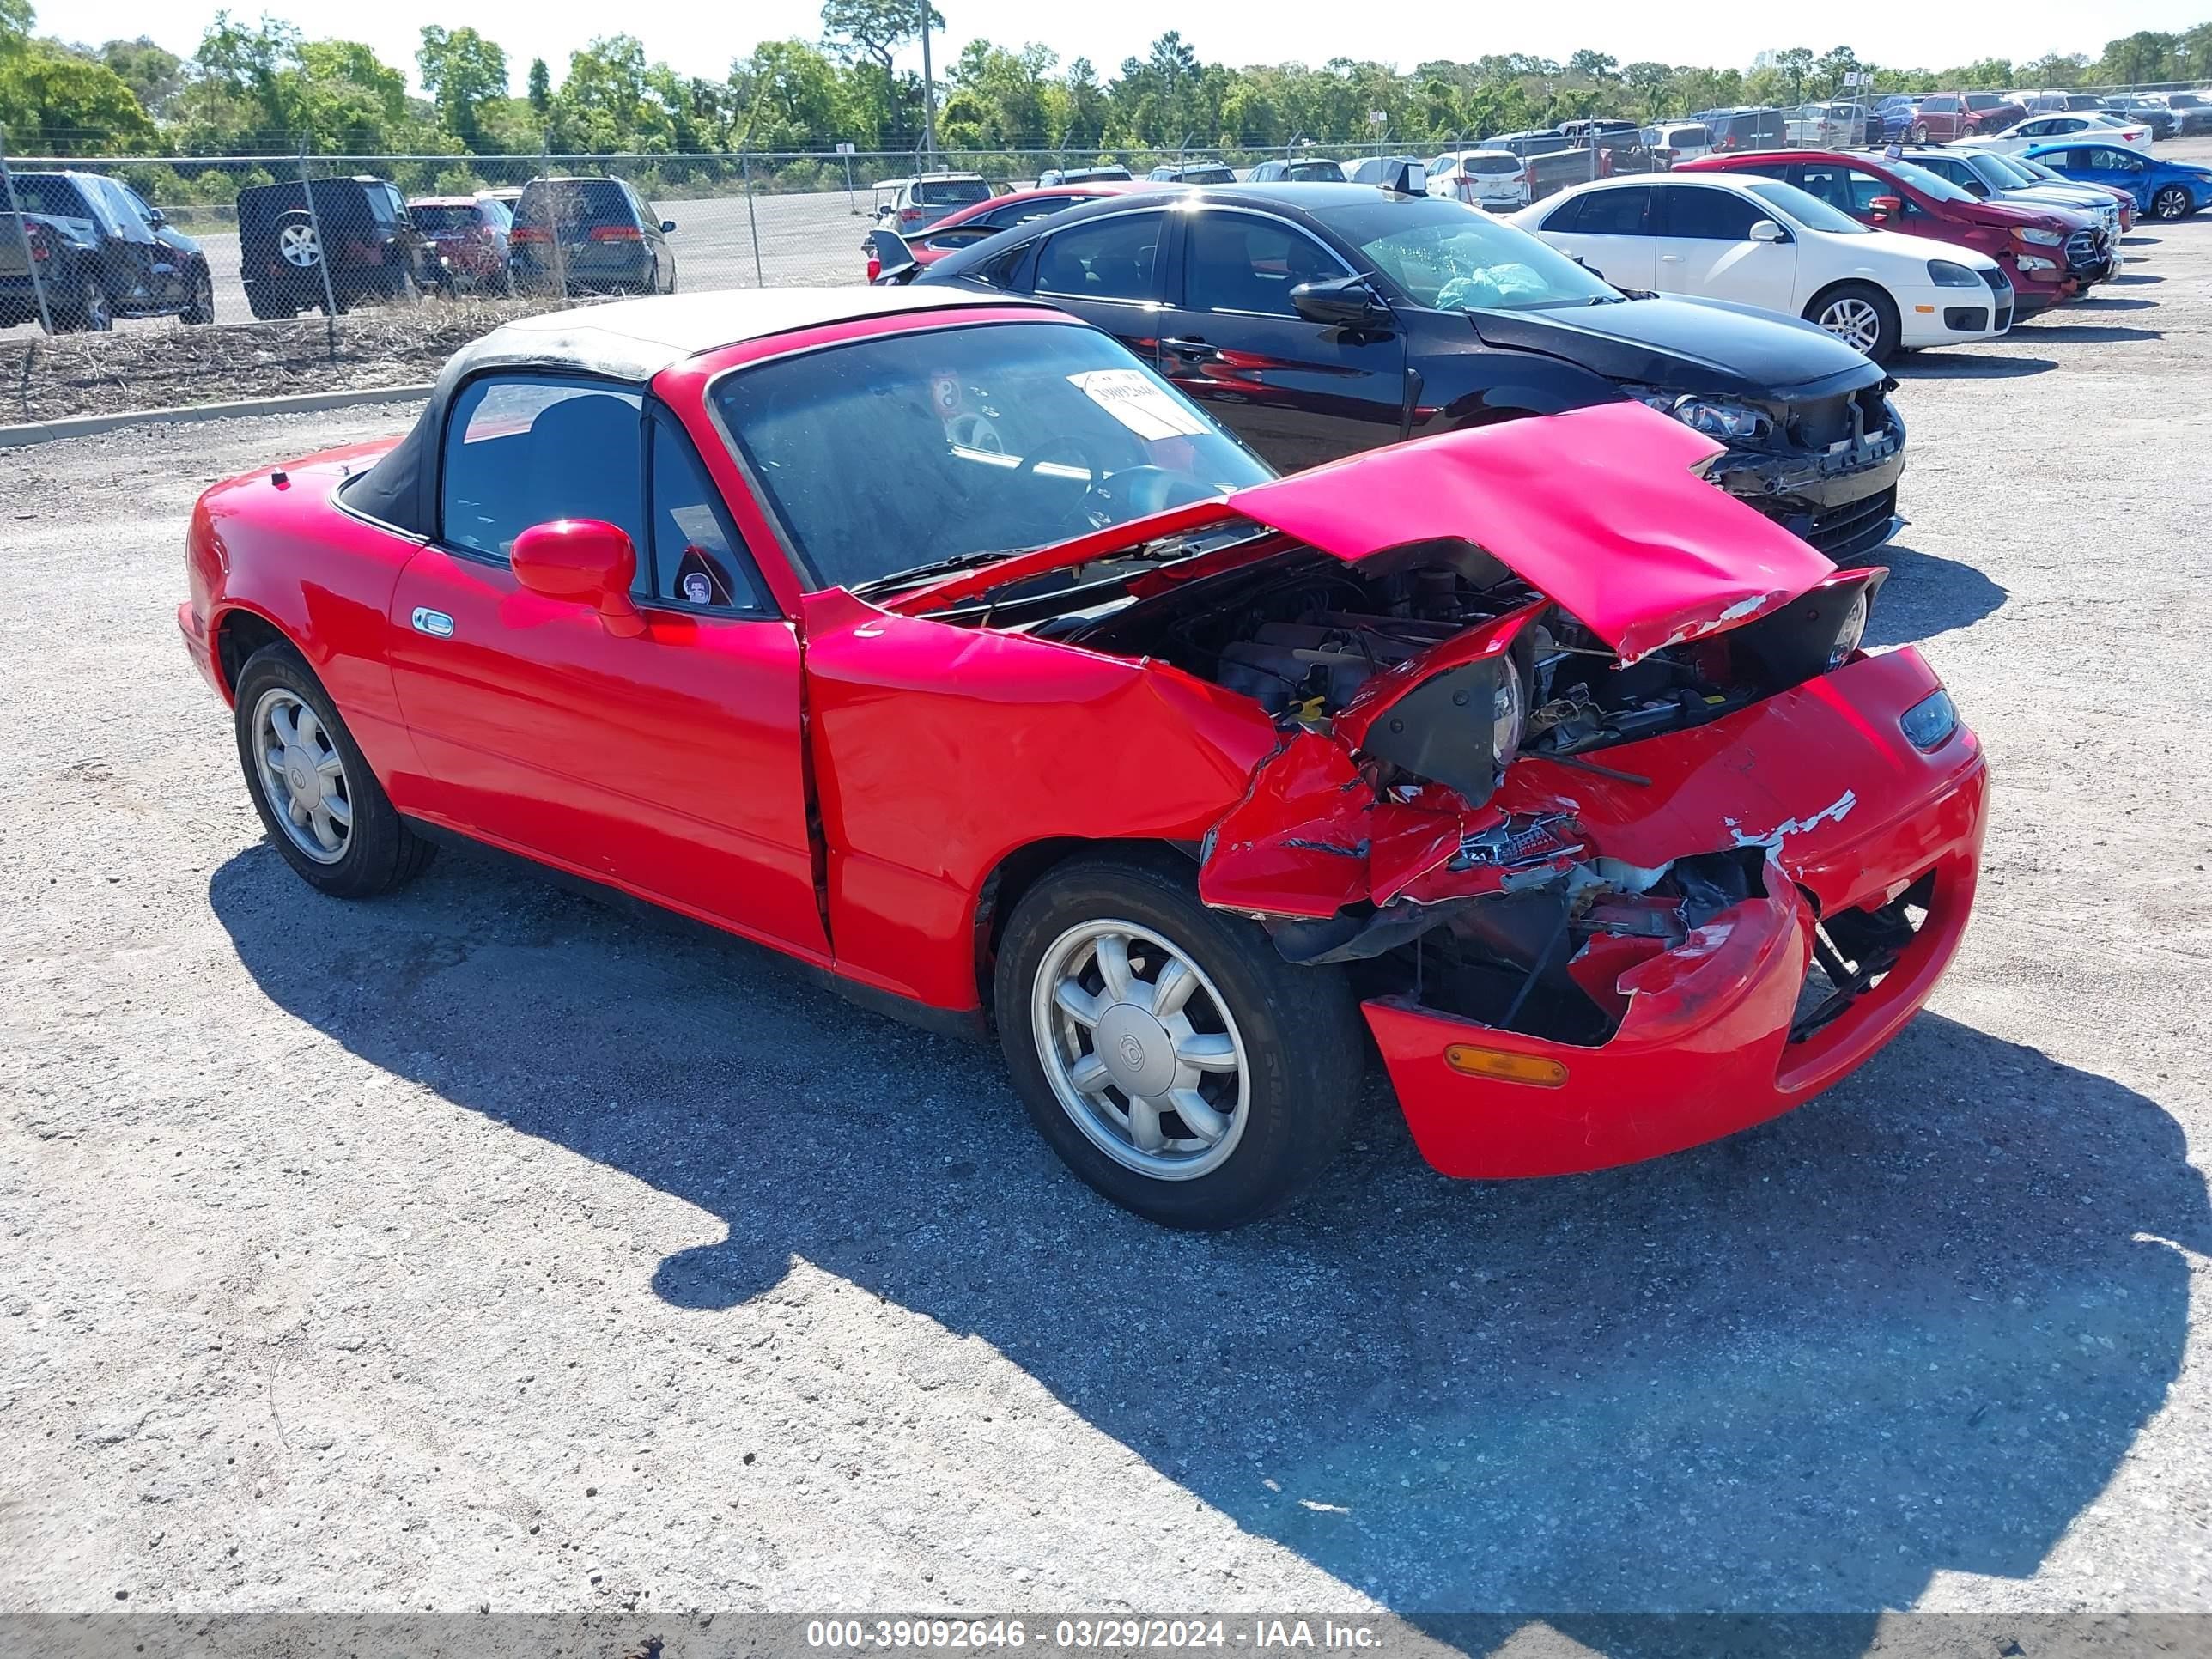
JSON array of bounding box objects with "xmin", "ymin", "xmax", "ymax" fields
[{"xmin": 58, "ymin": 0, "xmax": 2212, "ymax": 99}]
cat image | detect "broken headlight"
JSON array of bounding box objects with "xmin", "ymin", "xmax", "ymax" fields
[
  {"xmin": 1899, "ymin": 689, "xmax": 1958, "ymax": 750},
  {"xmin": 1493, "ymin": 665, "xmax": 1526, "ymax": 766},
  {"xmin": 1827, "ymin": 587, "xmax": 1869, "ymax": 670},
  {"xmin": 1632, "ymin": 392, "xmax": 1774, "ymax": 443}
]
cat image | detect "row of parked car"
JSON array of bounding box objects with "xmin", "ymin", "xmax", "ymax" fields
[
  {"xmin": 0, "ymin": 169, "xmax": 682, "ymax": 332},
  {"xmin": 858, "ymin": 134, "xmax": 2197, "ymax": 584}
]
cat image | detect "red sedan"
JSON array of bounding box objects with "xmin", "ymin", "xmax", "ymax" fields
[
  {"xmin": 179, "ymin": 292, "xmax": 1987, "ymax": 1228},
  {"xmin": 861, "ymin": 181, "xmax": 1170, "ymax": 279}
]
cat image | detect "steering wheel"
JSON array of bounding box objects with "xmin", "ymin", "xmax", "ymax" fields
[{"xmin": 1019, "ymin": 434, "xmax": 1123, "ymax": 535}]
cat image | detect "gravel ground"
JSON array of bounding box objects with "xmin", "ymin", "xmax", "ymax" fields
[{"xmin": 2, "ymin": 216, "xmax": 2209, "ymax": 1650}]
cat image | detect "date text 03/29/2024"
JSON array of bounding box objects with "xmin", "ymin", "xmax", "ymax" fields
[{"xmin": 805, "ymin": 1618, "xmax": 1385, "ymax": 1650}]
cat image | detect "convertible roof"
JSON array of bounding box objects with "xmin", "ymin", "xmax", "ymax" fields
[{"xmin": 346, "ymin": 289, "xmax": 1049, "ymax": 535}]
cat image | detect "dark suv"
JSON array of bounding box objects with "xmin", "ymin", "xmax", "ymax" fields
[
  {"xmin": 238, "ymin": 176, "xmax": 429, "ymax": 319},
  {"xmin": 509, "ymin": 177, "xmax": 677, "ymax": 296},
  {"xmin": 0, "ymin": 170, "xmax": 214, "ymax": 332}
]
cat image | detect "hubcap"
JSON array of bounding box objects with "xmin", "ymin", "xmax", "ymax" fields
[
  {"xmin": 251, "ymin": 688, "xmax": 352, "ymax": 865},
  {"xmin": 1820, "ymin": 296, "xmax": 1882, "ymax": 355},
  {"xmin": 1031, "ymin": 919, "xmax": 1250, "ymax": 1182},
  {"xmin": 279, "ymin": 224, "xmax": 322, "ymax": 267}
]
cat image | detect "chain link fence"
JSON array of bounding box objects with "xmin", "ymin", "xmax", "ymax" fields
[{"xmin": 5, "ymin": 90, "xmax": 2209, "ymax": 356}]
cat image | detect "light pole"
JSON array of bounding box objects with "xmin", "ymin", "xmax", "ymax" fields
[{"xmin": 919, "ymin": 0, "xmax": 937, "ymax": 161}]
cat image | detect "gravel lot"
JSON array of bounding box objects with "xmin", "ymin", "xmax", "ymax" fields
[{"xmin": 2, "ymin": 214, "xmax": 2209, "ymax": 1648}]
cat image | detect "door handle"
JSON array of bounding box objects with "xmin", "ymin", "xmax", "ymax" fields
[
  {"xmin": 1160, "ymin": 336, "xmax": 1221, "ymax": 362},
  {"xmin": 1660, "ymin": 253, "xmax": 1684, "ymax": 263},
  {"xmin": 411, "ymin": 607, "xmax": 455, "ymax": 639}
]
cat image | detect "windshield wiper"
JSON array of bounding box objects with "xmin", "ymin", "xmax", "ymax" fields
[{"xmin": 850, "ymin": 545, "xmax": 1028, "ymax": 598}]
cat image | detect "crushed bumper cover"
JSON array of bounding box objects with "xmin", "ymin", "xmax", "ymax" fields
[
  {"xmin": 1709, "ymin": 418, "xmax": 1906, "ymax": 561},
  {"xmin": 1359, "ymin": 647, "xmax": 1988, "ymax": 1179}
]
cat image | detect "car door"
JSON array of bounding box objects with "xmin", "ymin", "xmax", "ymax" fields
[
  {"xmin": 2074, "ymin": 146, "xmax": 2150, "ymax": 205},
  {"xmin": 1149, "ymin": 206, "xmax": 1409, "ymax": 472},
  {"xmin": 383, "ymin": 374, "xmax": 828, "ymax": 957},
  {"xmin": 1025, "ymin": 207, "xmax": 1171, "ymax": 366},
  {"xmin": 1919, "ymin": 95, "xmax": 1960, "ymax": 141},
  {"xmin": 1653, "ymin": 183, "xmax": 1796, "ymax": 313},
  {"xmin": 1531, "ymin": 184, "xmax": 1657, "ymax": 289}
]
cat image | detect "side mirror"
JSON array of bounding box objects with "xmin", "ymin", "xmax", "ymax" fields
[
  {"xmin": 1747, "ymin": 218, "xmax": 1790, "ymax": 243},
  {"xmin": 512, "ymin": 520, "xmax": 647, "ymax": 638},
  {"xmin": 1869, "ymin": 194, "xmax": 1903, "ymax": 218},
  {"xmin": 1291, "ymin": 275, "xmax": 1391, "ymax": 328},
  {"xmin": 660, "ymin": 220, "xmax": 677, "ymax": 233},
  {"xmin": 146, "ymin": 207, "xmax": 168, "ymax": 228}
]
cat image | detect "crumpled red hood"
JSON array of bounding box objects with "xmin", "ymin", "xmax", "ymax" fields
[{"xmin": 1223, "ymin": 401, "xmax": 1838, "ymax": 664}]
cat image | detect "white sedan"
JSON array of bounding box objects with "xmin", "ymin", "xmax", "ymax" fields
[
  {"xmin": 1975, "ymin": 113, "xmax": 2153, "ymax": 152},
  {"xmin": 1509, "ymin": 173, "xmax": 2011, "ymax": 362}
]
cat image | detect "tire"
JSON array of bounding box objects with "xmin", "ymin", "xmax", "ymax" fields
[
  {"xmin": 246, "ymin": 286, "xmax": 296, "ymax": 321},
  {"xmin": 232, "ymin": 643, "xmax": 434, "ymax": 900},
  {"xmin": 274, "ymin": 211, "xmax": 322, "ymax": 274},
  {"xmin": 1911, "ymin": 122, "xmax": 1931, "ymax": 145},
  {"xmin": 993, "ymin": 850, "xmax": 1364, "ymax": 1229},
  {"xmin": 1807, "ymin": 281, "xmax": 1900, "ymax": 362},
  {"xmin": 2152, "ymin": 185, "xmax": 2192, "ymax": 222},
  {"xmin": 181, "ymin": 263, "xmax": 216, "ymax": 325},
  {"xmin": 62, "ymin": 272, "xmax": 114, "ymax": 332}
]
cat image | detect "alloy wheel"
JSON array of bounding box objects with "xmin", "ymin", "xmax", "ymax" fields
[
  {"xmin": 1030, "ymin": 918, "xmax": 1251, "ymax": 1181},
  {"xmin": 1818, "ymin": 295, "xmax": 1885, "ymax": 355},
  {"xmin": 251, "ymin": 687, "xmax": 353, "ymax": 865},
  {"xmin": 278, "ymin": 223, "xmax": 323, "ymax": 268},
  {"xmin": 2154, "ymin": 186, "xmax": 2191, "ymax": 222}
]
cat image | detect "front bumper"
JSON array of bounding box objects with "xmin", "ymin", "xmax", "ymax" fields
[
  {"xmin": 178, "ymin": 601, "xmax": 222, "ymax": 696},
  {"xmin": 1367, "ymin": 646, "xmax": 1987, "ymax": 1178},
  {"xmin": 1708, "ymin": 408, "xmax": 1907, "ymax": 561}
]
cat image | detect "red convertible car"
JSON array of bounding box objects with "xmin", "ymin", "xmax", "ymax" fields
[{"xmin": 179, "ymin": 291, "xmax": 1987, "ymax": 1228}]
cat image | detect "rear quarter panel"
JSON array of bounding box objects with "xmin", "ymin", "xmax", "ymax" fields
[{"xmin": 190, "ymin": 441, "xmax": 424, "ymax": 789}]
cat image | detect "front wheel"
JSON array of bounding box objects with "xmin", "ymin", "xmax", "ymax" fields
[
  {"xmin": 1808, "ymin": 282, "xmax": 1900, "ymax": 362},
  {"xmin": 1911, "ymin": 122, "xmax": 1931, "ymax": 145},
  {"xmin": 233, "ymin": 644, "xmax": 434, "ymax": 899},
  {"xmin": 2152, "ymin": 185, "xmax": 2192, "ymax": 221},
  {"xmin": 994, "ymin": 853, "xmax": 1365, "ymax": 1229}
]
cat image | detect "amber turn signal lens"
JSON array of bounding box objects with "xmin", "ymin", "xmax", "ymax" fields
[{"xmin": 1443, "ymin": 1045, "xmax": 1569, "ymax": 1088}]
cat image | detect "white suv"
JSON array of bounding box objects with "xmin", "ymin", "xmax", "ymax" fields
[{"xmin": 1427, "ymin": 151, "xmax": 1529, "ymax": 210}]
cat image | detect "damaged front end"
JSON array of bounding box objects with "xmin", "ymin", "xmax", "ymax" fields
[{"xmin": 909, "ymin": 404, "xmax": 1987, "ymax": 1176}]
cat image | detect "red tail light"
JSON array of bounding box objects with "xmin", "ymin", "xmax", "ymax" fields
[
  {"xmin": 510, "ymin": 225, "xmax": 549, "ymax": 244},
  {"xmin": 898, "ymin": 207, "xmax": 922, "ymax": 223},
  {"xmin": 866, "ymin": 254, "xmax": 882, "ymax": 281},
  {"xmin": 588, "ymin": 224, "xmax": 641, "ymax": 241}
]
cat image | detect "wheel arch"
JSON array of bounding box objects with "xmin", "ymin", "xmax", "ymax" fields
[
  {"xmin": 210, "ymin": 605, "xmax": 299, "ymax": 704},
  {"xmin": 971, "ymin": 836, "xmax": 1199, "ymax": 1018}
]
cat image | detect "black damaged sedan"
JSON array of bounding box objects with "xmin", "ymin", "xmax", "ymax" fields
[{"xmin": 880, "ymin": 183, "xmax": 1905, "ymax": 562}]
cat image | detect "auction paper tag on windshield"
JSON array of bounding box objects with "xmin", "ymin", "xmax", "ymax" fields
[{"xmin": 1068, "ymin": 369, "xmax": 1208, "ymax": 441}]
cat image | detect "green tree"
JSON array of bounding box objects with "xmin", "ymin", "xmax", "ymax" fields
[
  {"xmin": 0, "ymin": 44, "xmax": 155, "ymax": 151},
  {"xmin": 99, "ymin": 38, "xmax": 184, "ymax": 118},
  {"xmin": 526, "ymin": 56, "xmax": 550, "ymax": 117},
  {"xmin": 1567, "ymin": 49, "xmax": 1618, "ymax": 82},
  {"xmin": 821, "ymin": 0, "xmax": 939, "ymax": 143},
  {"xmin": 732, "ymin": 38, "xmax": 842, "ymax": 149},
  {"xmin": 417, "ymin": 26, "xmax": 508, "ymax": 149},
  {"xmin": 0, "ymin": 0, "xmax": 31, "ymax": 48},
  {"xmin": 2096, "ymin": 31, "xmax": 2175, "ymax": 85}
]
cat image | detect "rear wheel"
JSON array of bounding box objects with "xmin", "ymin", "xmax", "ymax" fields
[
  {"xmin": 993, "ymin": 852, "xmax": 1364, "ymax": 1229},
  {"xmin": 181, "ymin": 263, "xmax": 216, "ymax": 325},
  {"xmin": 233, "ymin": 644, "xmax": 434, "ymax": 899},
  {"xmin": 2152, "ymin": 185, "xmax": 2192, "ymax": 221},
  {"xmin": 1807, "ymin": 282, "xmax": 1900, "ymax": 362},
  {"xmin": 1911, "ymin": 121, "xmax": 1931, "ymax": 145}
]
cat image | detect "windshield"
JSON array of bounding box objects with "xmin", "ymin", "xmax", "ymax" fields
[
  {"xmin": 411, "ymin": 205, "xmax": 481, "ymax": 233},
  {"xmin": 2012, "ymin": 156, "xmax": 2061, "ymax": 181},
  {"xmin": 1320, "ymin": 196, "xmax": 1615, "ymax": 311},
  {"xmin": 712, "ymin": 322, "xmax": 1271, "ymax": 592},
  {"xmin": 916, "ymin": 179, "xmax": 990, "ymax": 205},
  {"xmin": 1886, "ymin": 160, "xmax": 1976, "ymax": 204},
  {"xmin": 1976, "ymin": 152, "xmax": 2040, "ymax": 187},
  {"xmin": 1286, "ymin": 161, "xmax": 1344, "ymax": 180},
  {"xmin": 1745, "ymin": 179, "xmax": 1867, "ymax": 234}
]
